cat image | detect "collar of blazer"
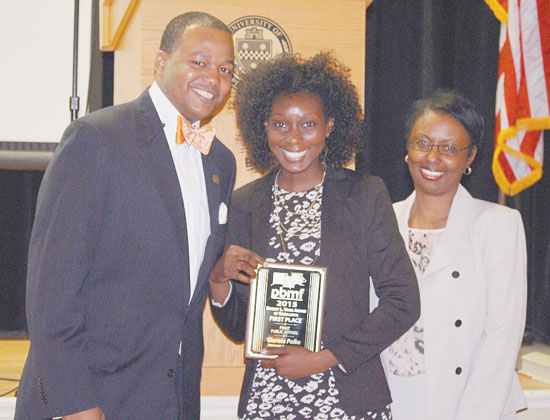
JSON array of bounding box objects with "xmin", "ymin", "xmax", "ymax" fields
[
  {"xmin": 396, "ymin": 184, "xmax": 474, "ymax": 276},
  {"xmin": 135, "ymin": 89, "xmax": 224, "ymax": 233},
  {"xmin": 246, "ymin": 167, "xmax": 356, "ymax": 265},
  {"xmin": 135, "ymin": 89, "xmax": 167, "ymax": 147}
]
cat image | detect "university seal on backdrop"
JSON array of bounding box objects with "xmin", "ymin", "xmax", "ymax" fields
[{"xmin": 228, "ymin": 16, "xmax": 293, "ymax": 87}]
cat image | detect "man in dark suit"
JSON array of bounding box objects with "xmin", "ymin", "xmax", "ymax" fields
[{"xmin": 15, "ymin": 11, "xmax": 235, "ymax": 420}]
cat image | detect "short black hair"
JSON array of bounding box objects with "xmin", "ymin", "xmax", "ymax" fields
[
  {"xmin": 405, "ymin": 89, "xmax": 484, "ymax": 150},
  {"xmin": 160, "ymin": 12, "xmax": 231, "ymax": 55},
  {"xmin": 234, "ymin": 52, "xmax": 363, "ymax": 172}
]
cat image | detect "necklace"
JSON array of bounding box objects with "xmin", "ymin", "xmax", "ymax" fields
[
  {"xmin": 276, "ymin": 224, "xmax": 321, "ymax": 265},
  {"xmin": 273, "ymin": 174, "xmax": 323, "ymax": 264},
  {"xmin": 273, "ymin": 170, "xmax": 325, "ymax": 216},
  {"xmin": 276, "ymin": 215, "xmax": 321, "ymax": 266}
]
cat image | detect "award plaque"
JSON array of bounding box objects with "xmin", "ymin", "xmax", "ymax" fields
[{"xmin": 245, "ymin": 263, "xmax": 327, "ymax": 359}]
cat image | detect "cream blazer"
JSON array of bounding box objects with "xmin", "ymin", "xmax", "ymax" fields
[{"xmin": 382, "ymin": 184, "xmax": 527, "ymax": 420}]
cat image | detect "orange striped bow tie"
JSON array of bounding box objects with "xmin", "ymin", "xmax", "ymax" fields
[{"xmin": 175, "ymin": 115, "xmax": 216, "ymax": 155}]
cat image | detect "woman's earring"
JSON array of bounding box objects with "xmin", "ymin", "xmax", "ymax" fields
[
  {"xmin": 464, "ymin": 166, "xmax": 472, "ymax": 175},
  {"xmin": 404, "ymin": 154, "xmax": 409, "ymax": 163}
]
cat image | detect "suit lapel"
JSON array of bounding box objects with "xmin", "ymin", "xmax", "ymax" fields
[
  {"xmin": 187, "ymin": 150, "xmax": 223, "ymax": 306},
  {"xmin": 394, "ymin": 191, "xmax": 416, "ymax": 245},
  {"xmin": 395, "ymin": 186, "xmax": 474, "ymax": 276},
  {"xmin": 250, "ymin": 171, "xmax": 276, "ymax": 256},
  {"xmin": 134, "ymin": 91, "xmax": 191, "ymax": 303},
  {"xmin": 201, "ymin": 149, "xmax": 222, "ymax": 234},
  {"xmin": 424, "ymin": 185, "xmax": 473, "ymax": 276},
  {"xmin": 318, "ymin": 169, "xmax": 352, "ymax": 270}
]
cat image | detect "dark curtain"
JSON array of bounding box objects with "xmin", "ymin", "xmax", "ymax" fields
[
  {"xmin": 358, "ymin": 0, "xmax": 549, "ymax": 343},
  {"xmin": 0, "ymin": 170, "xmax": 43, "ymax": 334}
]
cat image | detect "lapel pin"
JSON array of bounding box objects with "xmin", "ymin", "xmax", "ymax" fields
[{"xmin": 212, "ymin": 174, "xmax": 220, "ymax": 185}]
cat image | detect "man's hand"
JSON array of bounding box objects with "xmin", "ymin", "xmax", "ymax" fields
[
  {"xmin": 260, "ymin": 347, "xmax": 339, "ymax": 380},
  {"xmin": 63, "ymin": 406, "xmax": 105, "ymax": 420},
  {"xmin": 209, "ymin": 245, "xmax": 265, "ymax": 304}
]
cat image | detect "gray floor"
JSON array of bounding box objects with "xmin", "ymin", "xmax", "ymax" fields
[
  {"xmin": 0, "ymin": 396, "xmax": 240, "ymax": 420},
  {"xmin": 1, "ymin": 346, "xmax": 549, "ymax": 420}
]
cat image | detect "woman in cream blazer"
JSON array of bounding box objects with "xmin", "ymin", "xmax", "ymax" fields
[
  {"xmin": 381, "ymin": 90, "xmax": 527, "ymax": 420},
  {"xmin": 389, "ymin": 185, "xmax": 527, "ymax": 419}
]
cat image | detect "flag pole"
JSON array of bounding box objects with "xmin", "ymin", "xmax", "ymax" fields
[
  {"xmin": 498, "ymin": 189, "xmax": 506, "ymax": 205},
  {"xmin": 70, "ymin": 0, "xmax": 80, "ymax": 121}
]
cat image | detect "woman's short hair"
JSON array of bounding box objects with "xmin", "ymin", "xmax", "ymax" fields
[
  {"xmin": 235, "ymin": 52, "xmax": 363, "ymax": 172},
  {"xmin": 404, "ymin": 89, "xmax": 484, "ymax": 149}
]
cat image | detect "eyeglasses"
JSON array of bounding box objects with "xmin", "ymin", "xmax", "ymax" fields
[{"xmin": 408, "ymin": 139, "xmax": 470, "ymax": 156}]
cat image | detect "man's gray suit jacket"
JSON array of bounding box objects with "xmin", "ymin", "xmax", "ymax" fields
[{"xmin": 15, "ymin": 90, "xmax": 236, "ymax": 420}]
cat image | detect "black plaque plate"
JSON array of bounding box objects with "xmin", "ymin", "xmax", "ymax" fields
[{"xmin": 245, "ymin": 263, "xmax": 327, "ymax": 359}]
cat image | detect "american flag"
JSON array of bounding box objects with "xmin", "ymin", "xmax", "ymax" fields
[{"xmin": 485, "ymin": 0, "xmax": 550, "ymax": 196}]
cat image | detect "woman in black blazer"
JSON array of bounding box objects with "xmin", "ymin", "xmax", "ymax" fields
[{"xmin": 209, "ymin": 52, "xmax": 420, "ymax": 419}]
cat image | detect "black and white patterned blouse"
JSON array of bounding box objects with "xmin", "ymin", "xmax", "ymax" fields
[
  {"xmin": 386, "ymin": 227, "xmax": 443, "ymax": 377},
  {"xmin": 241, "ymin": 176, "xmax": 392, "ymax": 420}
]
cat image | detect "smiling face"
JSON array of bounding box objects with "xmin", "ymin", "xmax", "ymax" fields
[
  {"xmin": 154, "ymin": 25, "xmax": 234, "ymax": 123},
  {"xmin": 407, "ymin": 110, "xmax": 477, "ymax": 199},
  {"xmin": 265, "ymin": 91, "xmax": 334, "ymax": 191}
]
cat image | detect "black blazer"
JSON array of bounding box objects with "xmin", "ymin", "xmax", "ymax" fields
[
  {"xmin": 211, "ymin": 168, "xmax": 420, "ymax": 416},
  {"xmin": 15, "ymin": 90, "xmax": 236, "ymax": 420}
]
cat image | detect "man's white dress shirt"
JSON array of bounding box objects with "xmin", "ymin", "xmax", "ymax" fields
[{"xmin": 149, "ymin": 81, "xmax": 210, "ymax": 302}]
